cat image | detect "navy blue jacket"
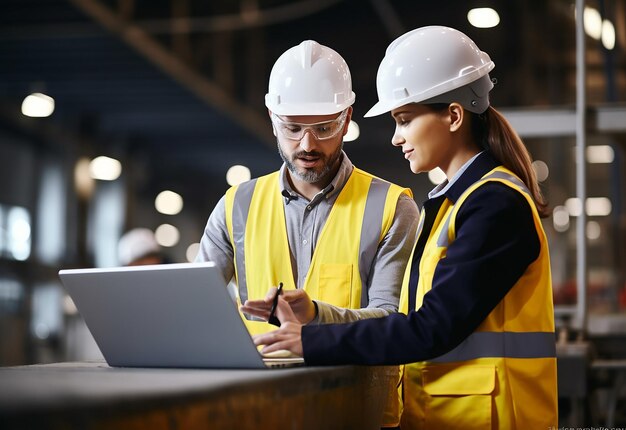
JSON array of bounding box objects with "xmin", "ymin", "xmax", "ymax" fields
[{"xmin": 302, "ymin": 152, "xmax": 541, "ymax": 365}]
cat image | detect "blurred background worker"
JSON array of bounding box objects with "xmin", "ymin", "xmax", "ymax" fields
[
  {"xmin": 196, "ymin": 40, "xmax": 419, "ymax": 428},
  {"xmin": 118, "ymin": 228, "xmax": 168, "ymax": 266}
]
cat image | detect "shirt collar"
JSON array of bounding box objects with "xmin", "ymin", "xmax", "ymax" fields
[
  {"xmin": 279, "ymin": 150, "xmax": 354, "ymax": 202},
  {"xmin": 428, "ymin": 151, "xmax": 484, "ymax": 200},
  {"xmin": 429, "ymin": 151, "xmax": 499, "ymax": 204}
]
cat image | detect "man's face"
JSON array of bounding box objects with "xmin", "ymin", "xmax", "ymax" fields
[{"xmin": 272, "ymin": 109, "xmax": 350, "ymax": 184}]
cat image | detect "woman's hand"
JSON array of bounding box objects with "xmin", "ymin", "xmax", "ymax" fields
[
  {"xmin": 252, "ymin": 296, "xmax": 304, "ymax": 357},
  {"xmin": 241, "ymin": 288, "xmax": 317, "ymax": 324}
]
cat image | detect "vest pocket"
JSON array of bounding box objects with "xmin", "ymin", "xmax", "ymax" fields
[
  {"xmin": 318, "ymin": 264, "xmax": 352, "ymax": 308},
  {"xmin": 422, "ymin": 364, "xmax": 495, "ymax": 429}
]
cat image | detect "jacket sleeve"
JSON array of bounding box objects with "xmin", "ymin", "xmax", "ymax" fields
[{"xmin": 302, "ymin": 182, "xmax": 541, "ymax": 365}]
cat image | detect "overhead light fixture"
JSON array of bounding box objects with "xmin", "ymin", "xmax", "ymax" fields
[
  {"xmin": 155, "ymin": 190, "xmax": 183, "ymax": 215},
  {"xmin": 344, "ymin": 121, "xmax": 360, "ymax": 142},
  {"xmin": 552, "ymin": 205, "xmax": 570, "ymax": 232},
  {"xmin": 586, "ymin": 145, "xmax": 614, "ymax": 163},
  {"xmin": 89, "ymin": 156, "xmax": 122, "ymax": 181},
  {"xmin": 155, "ymin": 224, "xmax": 180, "ymax": 247},
  {"xmin": 586, "ymin": 197, "xmax": 612, "ymax": 216},
  {"xmin": 186, "ymin": 243, "xmax": 200, "ymax": 262},
  {"xmin": 467, "ymin": 8, "xmax": 500, "ymax": 28},
  {"xmin": 583, "ymin": 7, "xmax": 602, "ymax": 40},
  {"xmin": 565, "ymin": 198, "xmax": 583, "ymax": 217},
  {"xmin": 565, "ymin": 197, "xmax": 612, "ymax": 217},
  {"xmin": 582, "ymin": 5, "xmax": 614, "ymax": 49},
  {"xmin": 226, "ymin": 165, "xmax": 251, "ymax": 186},
  {"xmin": 601, "ymin": 19, "xmax": 616, "ymax": 50},
  {"xmin": 586, "ymin": 220, "xmax": 601, "ymax": 240},
  {"xmin": 21, "ymin": 92, "xmax": 55, "ymax": 118},
  {"xmin": 428, "ymin": 168, "xmax": 447, "ymax": 185},
  {"xmin": 531, "ymin": 160, "xmax": 550, "ymax": 182}
]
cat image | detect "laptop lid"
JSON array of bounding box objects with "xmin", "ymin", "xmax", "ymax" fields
[{"xmin": 58, "ymin": 262, "xmax": 302, "ymax": 369}]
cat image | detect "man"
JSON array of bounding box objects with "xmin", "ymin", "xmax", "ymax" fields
[
  {"xmin": 196, "ymin": 41, "xmax": 418, "ymax": 427},
  {"xmin": 197, "ymin": 39, "xmax": 417, "ymax": 328}
]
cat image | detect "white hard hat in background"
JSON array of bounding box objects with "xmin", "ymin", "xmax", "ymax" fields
[
  {"xmin": 265, "ymin": 40, "xmax": 356, "ymax": 116},
  {"xmin": 365, "ymin": 26, "xmax": 495, "ymax": 117},
  {"xmin": 117, "ymin": 228, "xmax": 161, "ymax": 266}
]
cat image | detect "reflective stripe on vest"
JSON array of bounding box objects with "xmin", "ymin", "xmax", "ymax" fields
[
  {"xmin": 357, "ymin": 178, "xmax": 391, "ymax": 307},
  {"xmin": 232, "ymin": 176, "xmax": 393, "ymax": 305},
  {"xmin": 231, "ymin": 178, "xmax": 258, "ymax": 304},
  {"xmin": 430, "ymin": 331, "xmax": 557, "ymax": 363},
  {"xmin": 437, "ymin": 170, "xmax": 530, "ymax": 248}
]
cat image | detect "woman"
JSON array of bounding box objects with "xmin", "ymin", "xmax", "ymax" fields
[{"xmin": 246, "ymin": 26, "xmax": 558, "ymax": 429}]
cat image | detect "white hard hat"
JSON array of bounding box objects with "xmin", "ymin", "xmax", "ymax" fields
[
  {"xmin": 117, "ymin": 228, "xmax": 160, "ymax": 266},
  {"xmin": 365, "ymin": 26, "xmax": 495, "ymax": 117},
  {"xmin": 265, "ymin": 40, "xmax": 356, "ymax": 116}
]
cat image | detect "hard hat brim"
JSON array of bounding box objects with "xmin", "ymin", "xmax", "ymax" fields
[
  {"xmin": 266, "ymin": 94, "xmax": 355, "ymax": 116},
  {"xmin": 364, "ymin": 63, "xmax": 494, "ymax": 118}
]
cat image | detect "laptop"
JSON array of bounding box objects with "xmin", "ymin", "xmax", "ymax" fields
[{"xmin": 58, "ymin": 262, "xmax": 304, "ymax": 369}]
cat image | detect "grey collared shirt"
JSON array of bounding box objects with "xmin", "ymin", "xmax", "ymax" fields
[{"xmin": 196, "ymin": 151, "xmax": 419, "ymax": 324}]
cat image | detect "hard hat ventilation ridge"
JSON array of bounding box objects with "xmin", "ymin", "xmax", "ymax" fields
[{"xmin": 299, "ymin": 40, "xmax": 316, "ymax": 69}]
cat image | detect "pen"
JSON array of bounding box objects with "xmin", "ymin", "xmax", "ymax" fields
[{"xmin": 268, "ymin": 282, "xmax": 283, "ymax": 327}]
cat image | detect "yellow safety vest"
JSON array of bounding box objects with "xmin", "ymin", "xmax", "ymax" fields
[
  {"xmin": 224, "ymin": 167, "xmax": 411, "ymax": 334},
  {"xmin": 224, "ymin": 167, "xmax": 411, "ymax": 428},
  {"xmin": 398, "ymin": 166, "xmax": 558, "ymax": 430}
]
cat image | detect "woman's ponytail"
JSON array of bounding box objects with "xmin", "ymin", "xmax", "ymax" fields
[{"xmin": 474, "ymin": 107, "xmax": 549, "ymax": 218}]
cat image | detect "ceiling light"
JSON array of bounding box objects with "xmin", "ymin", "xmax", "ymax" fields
[
  {"xmin": 467, "ymin": 8, "xmax": 500, "ymax": 28},
  {"xmin": 155, "ymin": 190, "xmax": 183, "ymax": 215},
  {"xmin": 155, "ymin": 224, "xmax": 179, "ymax": 247},
  {"xmin": 552, "ymin": 206, "xmax": 569, "ymax": 232},
  {"xmin": 21, "ymin": 92, "xmax": 55, "ymax": 118},
  {"xmin": 586, "ymin": 220, "xmax": 601, "ymax": 240},
  {"xmin": 586, "ymin": 197, "xmax": 611, "ymax": 216},
  {"xmin": 531, "ymin": 160, "xmax": 549, "ymax": 182},
  {"xmin": 89, "ymin": 156, "xmax": 122, "ymax": 181},
  {"xmin": 601, "ymin": 19, "xmax": 615, "ymax": 50},
  {"xmin": 428, "ymin": 168, "xmax": 447, "ymax": 185},
  {"xmin": 226, "ymin": 165, "xmax": 251, "ymax": 186},
  {"xmin": 344, "ymin": 121, "xmax": 360, "ymax": 142},
  {"xmin": 583, "ymin": 7, "xmax": 602, "ymax": 40},
  {"xmin": 186, "ymin": 243, "xmax": 200, "ymax": 262},
  {"xmin": 565, "ymin": 198, "xmax": 582, "ymax": 217},
  {"xmin": 565, "ymin": 197, "xmax": 612, "ymax": 217},
  {"xmin": 586, "ymin": 145, "xmax": 614, "ymax": 163}
]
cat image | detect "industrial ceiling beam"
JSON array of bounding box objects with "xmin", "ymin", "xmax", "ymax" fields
[
  {"xmin": 368, "ymin": 0, "xmax": 404, "ymax": 40},
  {"xmin": 500, "ymin": 105, "xmax": 626, "ymax": 137},
  {"xmin": 67, "ymin": 0, "xmax": 275, "ymax": 148},
  {"xmin": 129, "ymin": 0, "xmax": 344, "ymax": 34}
]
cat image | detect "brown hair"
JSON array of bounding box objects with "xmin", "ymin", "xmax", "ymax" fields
[{"xmin": 470, "ymin": 107, "xmax": 548, "ymax": 217}]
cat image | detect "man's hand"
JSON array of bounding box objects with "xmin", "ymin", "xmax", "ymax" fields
[{"xmin": 241, "ymin": 288, "xmax": 317, "ymax": 324}]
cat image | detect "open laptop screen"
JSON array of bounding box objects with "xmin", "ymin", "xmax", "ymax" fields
[{"xmin": 59, "ymin": 262, "xmax": 303, "ymax": 369}]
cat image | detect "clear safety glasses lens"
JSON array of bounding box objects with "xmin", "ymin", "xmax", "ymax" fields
[{"xmin": 271, "ymin": 110, "xmax": 348, "ymax": 141}]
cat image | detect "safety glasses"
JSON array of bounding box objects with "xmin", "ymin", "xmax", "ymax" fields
[{"xmin": 271, "ymin": 109, "xmax": 349, "ymax": 141}]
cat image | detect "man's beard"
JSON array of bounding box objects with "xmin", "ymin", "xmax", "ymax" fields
[{"xmin": 278, "ymin": 142, "xmax": 343, "ymax": 184}]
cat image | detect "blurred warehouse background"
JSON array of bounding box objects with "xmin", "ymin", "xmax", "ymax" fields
[{"xmin": 0, "ymin": 0, "xmax": 625, "ymax": 426}]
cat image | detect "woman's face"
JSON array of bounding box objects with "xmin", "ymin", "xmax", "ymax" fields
[{"xmin": 390, "ymin": 104, "xmax": 452, "ymax": 174}]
